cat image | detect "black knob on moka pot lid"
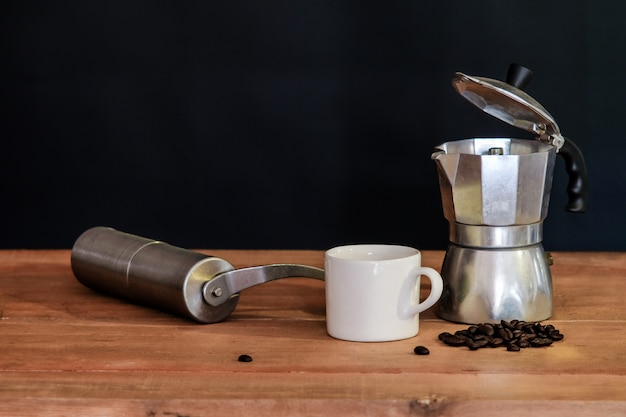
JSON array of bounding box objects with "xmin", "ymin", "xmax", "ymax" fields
[
  {"xmin": 450, "ymin": 63, "xmax": 588, "ymax": 212},
  {"xmin": 506, "ymin": 63, "xmax": 534, "ymax": 90}
]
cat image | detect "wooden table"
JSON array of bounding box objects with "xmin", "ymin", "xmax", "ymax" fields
[{"xmin": 1, "ymin": 249, "xmax": 625, "ymax": 416}]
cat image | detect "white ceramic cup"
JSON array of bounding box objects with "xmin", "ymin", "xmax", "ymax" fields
[{"xmin": 324, "ymin": 244, "xmax": 443, "ymax": 342}]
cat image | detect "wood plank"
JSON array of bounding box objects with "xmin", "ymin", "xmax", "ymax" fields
[
  {"xmin": 0, "ymin": 398, "xmax": 624, "ymax": 417},
  {"xmin": 1, "ymin": 319, "xmax": 624, "ymax": 374},
  {"xmin": 3, "ymin": 250, "xmax": 625, "ymax": 322},
  {"xmin": 1, "ymin": 370, "xmax": 625, "ymax": 401}
]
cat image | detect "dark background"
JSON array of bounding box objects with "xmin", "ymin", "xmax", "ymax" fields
[{"xmin": 1, "ymin": 1, "xmax": 625, "ymax": 251}]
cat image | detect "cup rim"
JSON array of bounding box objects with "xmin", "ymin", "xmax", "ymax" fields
[{"xmin": 325, "ymin": 244, "xmax": 420, "ymax": 262}]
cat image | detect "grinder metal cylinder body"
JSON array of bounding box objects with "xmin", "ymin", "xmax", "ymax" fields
[
  {"xmin": 72, "ymin": 227, "xmax": 324, "ymax": 323},
  {"xmin": 72, "ymin": 227, "xmax": 239, "ymax": 322}
]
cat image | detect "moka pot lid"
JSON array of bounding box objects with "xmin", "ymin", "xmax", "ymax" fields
[{"xmin": 452, "ymin": 72, "xmax": 563, "ymax": 148}]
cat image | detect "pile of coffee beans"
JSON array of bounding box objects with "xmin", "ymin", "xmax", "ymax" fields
[{"xmin": 438, "ymin": 320, "xmax": 564, "ymax": 352}]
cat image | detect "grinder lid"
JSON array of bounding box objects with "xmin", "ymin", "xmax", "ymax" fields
[{"xmin": 452, "ymin": 71, "xmax": 562, "ymax": 144}]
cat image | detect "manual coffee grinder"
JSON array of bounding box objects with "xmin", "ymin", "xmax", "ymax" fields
[{"xmin": 432, "ymin": 64, "xmax": 588, "ymax": 324}]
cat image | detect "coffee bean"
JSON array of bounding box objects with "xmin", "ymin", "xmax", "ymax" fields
[
  {"xmin": 414, "ymin": 346, "xmax": 430, "ymax": 355},
  {"xmin": 507, "ymin": 344, "xmax": 521, "ymax": 352},
  {"xmin": 530, "ymin": 337, "xmax": 554, "ymax": 347},
  {"xmin": 453, "ymin": 333, "xmax": 473, "ymax": 346},
  {"xmin": 477, "ymin": 324, "xmax": 495, "ymax": 336},
  {"xmin": 238, "ymin": 354, "xmax": 253, "ymax": 362},
  {"xmin": 501, "ymin": 320, "xmax": 515, "ymax": 330},
  {"xmin": 438, "ymin": 332, "xmax": 453, "ymax": 341},
  {"xmin": 489, "ymin": 337, "xmax": 504, "ymax": 348},
  {"xmin": 440, "ymin": 334, "xmax": 468, "ymax": 347},
  {"xmin": 498, "ymin": 327, "xmax": 513, "ymax": 341},
  {"xmin": 468, "ymin": 339, "xmax": 489, "ymax": 350},
  {"xmin": 550, "ymin": 332, "xmax": 564, "ymax": 341}
]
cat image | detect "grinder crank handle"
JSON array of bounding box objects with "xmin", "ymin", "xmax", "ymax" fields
[
  {"xmin": 71, "ymin": 227, "xmax": 324, "ymax": 324},
  {"xmin": 203, "ymin": 264, "xmax": 324, "ymax": 307},
  {"xmin": 557, "ymin": 138, "xmax": 588, "ymax": 212}
]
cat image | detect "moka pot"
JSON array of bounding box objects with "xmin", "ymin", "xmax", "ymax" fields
[{"xmin": 432, "ymin": 65, "xmax": 588, "ymax": 324}]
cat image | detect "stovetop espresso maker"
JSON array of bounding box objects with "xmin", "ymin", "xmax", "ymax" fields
[{"xmin": 432, "ymin": 64, "xmax": 588, "ymax": 324}]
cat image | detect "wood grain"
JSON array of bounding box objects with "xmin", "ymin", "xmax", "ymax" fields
[{"xmin": 1, "ymin": 250, "xmax": 625, "ymax": 416}]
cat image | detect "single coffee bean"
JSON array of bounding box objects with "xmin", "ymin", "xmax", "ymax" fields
[
  {"xmin": 498, "ymin": 327, "xmax": 513, "ymax": 341},
  {"xmin": 456, "ymin": 334, "xmax": 474, "ymax": 346},
  {"xmin": 238, "ymin": 354, "xmax": 253, "ymax": 362},
  {"xmin": 468, "ymin": 339, "xmax": 489, "ymax": 350},
  {"xmin": 507, "ymin": 344, "xmax": 521, "ymax": 352},
  {"xmin": 477, "ymin": 324, "xmax": 495, "ymax": 336},
  {"xmin": 489, "ymin": 337, "xmax": 504, "ymax": 347},
  {"xmin": 550, "ymin": 332, "xmax": 564, "ymax": 341},
  {"xmin": 501, "ymin": 320, "xmax": 515, "ymax": 330},
  {"xmin": 414, "ymin": 346, "xmax": 430, "ymax": 355},
  {"xmin": 438, "ymin": 332, "xmax": 453, "ymax": 341},
  {"xmin": 440, "ymin": 334, "xmax": 467, "ymax": 347},
  {"xmin": 530, "ymin": 337, "xmax": 554, "ymax": 347}
]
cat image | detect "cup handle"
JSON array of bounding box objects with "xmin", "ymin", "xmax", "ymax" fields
[{"xmin": 401, "ymin": 267, "xmax": 444, "ymax": 319}]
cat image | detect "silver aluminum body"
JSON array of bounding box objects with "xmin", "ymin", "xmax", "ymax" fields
[
  {"xmin": 436, "ymin": 223, "xmax": 553, "ymax": 324},
  {"xmin": 432, "ymin": 138, "xmax": 556, "ymax": 324},
  {"xmin": 432, "ymin": 138, "xmax": 556, "ymax": 226}
]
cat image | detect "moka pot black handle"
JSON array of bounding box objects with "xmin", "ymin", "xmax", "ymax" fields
[
  {"xmin": 558, "ymin": 138, "xmax": 588, "ymax": 212},
  {"xmin": 506, "ymin": 63, "xmax": 588, "ymax": 213}
]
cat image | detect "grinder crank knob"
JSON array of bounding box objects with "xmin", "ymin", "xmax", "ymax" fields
[{"xmin": 71, "ymin": 227, "xmax": 325, "ymax": 323}]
